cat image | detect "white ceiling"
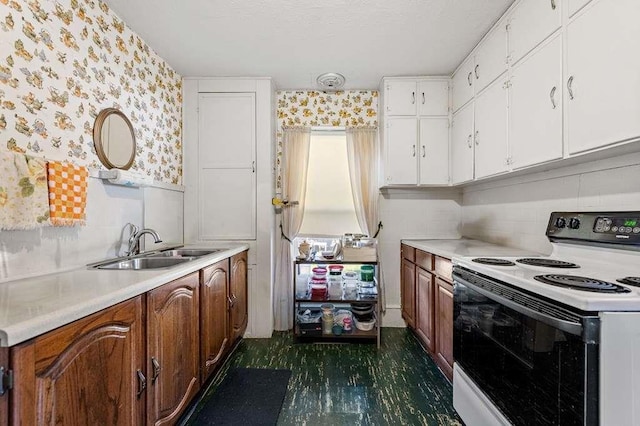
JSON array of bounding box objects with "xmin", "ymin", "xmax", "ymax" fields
[{"xmin": 105, "ymin": 0, "xmax": 514, "ymax": 89}]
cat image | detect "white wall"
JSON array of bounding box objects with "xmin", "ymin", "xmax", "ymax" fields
[
  {"xmin": 379, "ymin": 188, "xmax": 462, "ymax": 326},
  {"xmin": 462, "ymin": 152, "xmax": 640, "ymax": 255}
]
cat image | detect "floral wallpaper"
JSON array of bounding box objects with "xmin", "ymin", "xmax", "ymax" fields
[
  {"xmin": 275, "ymin": 90, "xmax": 378, "ymax": 191},
  {"xmin": 0, "ymin": 0, "xmax": 183, "ymax": 184}
]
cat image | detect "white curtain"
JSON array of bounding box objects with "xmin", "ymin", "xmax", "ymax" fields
[
  {"xmin": 274, "ymin": 127, "xmax": 311, "ymax": 331},
  {"xmin": 345, "ymin": 127, "xmax": 385, "ymax": 312}
]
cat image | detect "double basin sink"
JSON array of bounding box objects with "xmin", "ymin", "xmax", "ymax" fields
[{"xmin": 91, "ymin": 248, "xmax": 224, "ymax": 270}]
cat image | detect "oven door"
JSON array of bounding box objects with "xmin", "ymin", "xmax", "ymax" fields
[{"xmin": 453, "ymin": 268, "xmax": 599, "ymax": 426}]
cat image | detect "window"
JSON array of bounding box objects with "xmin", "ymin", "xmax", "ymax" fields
[{"xmin": 298, "ymin": 131, "xmax": 361, "ymax": 237}]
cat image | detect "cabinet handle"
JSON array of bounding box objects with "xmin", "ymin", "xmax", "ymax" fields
[
  {"xmin": 467, "ymin": 72, "xmax": 472, "ymax": 86},
  {"xmin": 567, "ymin": 76, "xmax": 574, "ymax": 100},
  {"xmin": 550, "ymin": 86, "xmax": 557, "ymax": 109},
  {"xmin": 475, "ymin": 131, "xmax": 479, "ymax": 146},
  {"xmin": 550, "ymin": 0, "xmax": 557, "ymax": 10},
  {"xmin": 228, "ymin": 295, "xmax": 234, "ymax": 308},
  {"xmin": 136, "ymin": 369, "xmax": 146, "ymax": 399},
  {"xmin": 251, "ymin": 161, "xmax": 255, "ymax": 173},
  {"xmin": 475, "ymin": 64, "xmax": 479, "ymax": 80},
  {"xmin": 422, "ymin": 92, "xmax": 425, "ymax": 105},
  {"xmin": 228, "ymin": 294, "xmax": 237, "ymax": 308},
  {"xmin": 151, "ymin": 357, "xmax": 161, "ymax": 384},
  {"xmin": 422, "ymin": 145, "xmax": 426, "ymax": 158},
  {"xmin": 411, "ymin": 92, "xmax": 415, "ymax": 104},
  {"xmin": 412, "ymin": 145, "xmax": 416, "ymax": 157},
  {"xmin": 467, "ymin": 135, "xmax": 472, "ymax": 148}
]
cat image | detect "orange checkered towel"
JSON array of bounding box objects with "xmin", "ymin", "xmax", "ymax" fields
[{"xmin": 47, "ymin": 161, "xmax": 88, "ymax": 226}]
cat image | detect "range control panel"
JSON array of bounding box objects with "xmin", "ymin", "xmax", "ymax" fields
[{"xmin": 546, "ymin": 212, "xmax": 640, "ymax": 245}]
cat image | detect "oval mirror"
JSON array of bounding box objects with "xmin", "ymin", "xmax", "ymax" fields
[{"xmin": 93, "ymin": 108, "xmax": 136, "ymax": 170}]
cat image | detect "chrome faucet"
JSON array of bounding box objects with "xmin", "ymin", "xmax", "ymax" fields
[{"xmin": 125, "ymin": 223, "xmax": 162, "ymax": 256}]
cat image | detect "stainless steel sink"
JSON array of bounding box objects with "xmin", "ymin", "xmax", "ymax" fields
[
  {"xmin": 149, "ymin": 249, "xmax": 223, "ymax": 258},
  {"xmin": 95, "ymin": 257, "xmax": 193, "ymax": 270}
]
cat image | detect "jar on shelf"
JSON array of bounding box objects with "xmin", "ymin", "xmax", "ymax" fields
[
  {"xmin": 360, "ymin": 265, "xmax": 375, "ymax": 282},
  {"xmin": 312, "ymin": 267, "xmax": 328, "ymax": 279},
  {"xmin": 342, "ymin": 270, "xmax": 359, "ymax": 299},
  {"xmin": 309, "ymin": 277, "xmax": 327, "ymax": 300},
  {"xmin": 328, "ymin": 265, "xmax": 344, "ymax": 299}
]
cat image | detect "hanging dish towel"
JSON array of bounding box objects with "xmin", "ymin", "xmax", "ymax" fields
[
  {"xmin": 47, "ymin": 161, "xmax": 88, "ymax": 226},
  {"xmin": 0, "ymin": 151, "xmax": 50, "ymax": 230}
]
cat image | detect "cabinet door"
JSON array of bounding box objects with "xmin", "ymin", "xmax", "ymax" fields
[
  {"xmin": 566, "ymin": 0, "xmax": 640, "ymax": 154},
  {"xmin": 415, "ymin": 268, "xmax": 435, "ymax": 352},
  {"xmin": 147, "ymin": 273, "xmax": 200, "ymax": 426},
  {"xmin": 474, "ymin": 24, "xmax": 508, "ymax": 93},
  {"xmin": 436, "ymin": 278, "xmax": 454, "ymax": 381},
  {"xmin": 10, "ymin": 297, "xmax": 145, "ymax": 426},
  {"xmin": 508, "ymin": 0, "xmax": 561, "ymax": 65},
  {"xmin": 510, "ymin": 35, "xmax": 563, "ymax": 169},
  {"xmin": 401, "ymin": 258, "xmax": 416, "ymax": 328},
  {"xmin": 568, "ymin": 0, "xmax": 592, "ymax": 17},
  {"xmin": 418, "ymin": 118, "xmax": 449, "ymax": 185},
  {"xmin": 417, "ymin": 80, "xmax": 449, "ymax": 116},
  {"xmin": 384, "ymin": 80, "xmax": 417, "ymax": 116},
  {"xmin": 230, "ymin": 251, "xmax": 248, "ymax": 343},
  {"xmin": 474, "ymin": 77, "xmax": 509, "ymax": 179},
  {"xmin": 451, "ymin": 102, "xmax": 475, "ymax": 184},
  {"xmin": 452, "ymin": 57, "xmax": 475, "ymax": 112},
  {"xmin": 384, "ymin": 118, "xmax": 418, "ymax": 185},
  {"xmin": 200, "ymin": 260, "xmax": 230, "ymax": 382},
  {"xmin": 0, "ymin": 348, "xmax": 6, "ymax": 426}
]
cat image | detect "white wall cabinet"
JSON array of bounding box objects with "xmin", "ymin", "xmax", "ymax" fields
[
  {"xmin": 451, "ymin": 102, "xmax": 474, "ymax": 185},
  {"xmin": 419, "ymin": 118, "xmax": 450, "ymax": 185},
  {"xmin": 507, "ymin": 0, "xmax": 561, "ymax": 65},
  {"xmin": 509, "ymin": 35, "xmax": 563, "ymax": 169},
  {"xmin": 566, "ymin": 0, "xmax": 640, "ymax": 154},
  {"xmin": 473, "ymin": 23, "xmax": 508, "ymax": 94},
  {"xmin": 474, "ymin": 77, "xmax": 509, "ymax": 179},
  {"xmin": 418, "ymin": 81, "xmax": 449, "ymax": 116},
  {"xmin": 452, "ymin": 57, "xmax": 475, "ymax": 113},
  {"xmin": 384, "ymin": 80, "xmax": 419, "ymax": 116},
  {"xmin": 384, "ymin": 118, "xmax": 418, "ymax": 185}
]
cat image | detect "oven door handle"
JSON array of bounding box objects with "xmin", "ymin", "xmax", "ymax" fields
[{"xmin": 454, "ymin": 275, "xmax": 584, "ymax": 337}]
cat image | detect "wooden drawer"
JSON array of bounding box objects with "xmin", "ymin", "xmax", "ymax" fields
[
  {"xmin": 435, "ymin": 256, "xmax": 452, "ymax": 282},
  {"xmin": 415, "ymin": 250, "xmax": 433, "ymax": 271},
  {"xmin": 401, "ymin": 244, "xmax": 415, "ymax": 262}
]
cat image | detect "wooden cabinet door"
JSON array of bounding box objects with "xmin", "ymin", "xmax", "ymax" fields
[
  {"xmin": 384, "ymin": 117, "xmax": 418, "ymax": 185},
  {"xmin": 200, "ymin": 260, "xmax": 230, "ymax": 382},
  {"xmin": 418, "ymin": 118, "xmax": 449, "ymax": 185},
  {"xmin": 0, "ymin": 348, "xmax": 6, "ymax": 426},
  {"xmin": 451, "ymin": 101, "xmax": 474, "ymax": 184},
  {"xmin": 566, "ymin": 0, "xmax": 640, "ymax": 154},
  {"xmin": 401, "ymin": 258, "xmax": 416, "ymax": 328},
  {"xmin": 147, "ymin": 273, "xmax": 200, "ymax": 426},
  {"xmin": 436, "ymin": 278, "xmax": 454, "ymax": 381},
  {"xmin": 417, "ymin": 80, "xmax": 449, "ymax": 116},
  {"xmin": 474, "ymin": 23, "xmax": 507, "ymax": 93},
  {"xmin": 507, "ymin": 0, "xmax": 561, "ymax": 65},
  {"xmin": 230, "ymin": 251, "xmax": 248, "ymax": 343},
  {"xmin": 384, "ymin": 80, "xmax": 417, "ymax": 116},
  {"xmin": 510, "ymin": 35, "xmax": 563, "ymax": 169},
  {"xmin": 10, "ymin": 297, "xmax": 145, "ymax": 426},
  {"xmin": 415, "ymin": 268, "xmax": 435, "ymax": 352},
  {"xmin": 452, "ymin": 56, "xmax": 475, "ymax": 112},
  {"xmin": 474, "ymin": 76, "xmax": 509, "ymax": 179}
]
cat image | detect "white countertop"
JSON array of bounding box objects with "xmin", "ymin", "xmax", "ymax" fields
[
  {"xmin": 0, "ymin": 243, "xmax": 249, "ymax": 347},
  {"xmin": 401, "ymin": 238, "xmax": 540, "ymax": 260}
]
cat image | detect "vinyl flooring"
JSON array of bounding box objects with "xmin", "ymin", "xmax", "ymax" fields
[{"xmin": 185, "ymin": 328, "xmax": 462, "ymax": 425}]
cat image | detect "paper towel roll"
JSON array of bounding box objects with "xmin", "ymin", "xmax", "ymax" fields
[{"xmin": 100, "ymin": 169, "xmax": 153, "ymax": 187}]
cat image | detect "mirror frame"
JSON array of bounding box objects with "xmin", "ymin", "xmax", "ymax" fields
[{"xmin": 93, "ymin": 108, "xmax": 136, "ymax": 170}]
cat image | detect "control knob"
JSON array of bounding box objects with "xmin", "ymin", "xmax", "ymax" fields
[
  {"xmin": 555, "ymin": 217, "xmax": 567, "ymax": 228},
  {"xmin": 568, "ymin": 218, "xmax": 581, "ymax": 229}
]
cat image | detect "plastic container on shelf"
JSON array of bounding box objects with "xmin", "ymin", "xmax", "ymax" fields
[
  {"xmin": 309, "ymin": 278, "xmax": 328, "ymax": 300},
  {"xmin": 360, "ymin": 265, "xmax": 375, "ymax": 282},
  {"xmin": 312, "ymin": 267, "xmax": 328, "ymax": 279}
]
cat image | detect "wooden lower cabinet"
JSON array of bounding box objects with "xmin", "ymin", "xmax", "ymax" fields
[
  {"xmin": 415, "ymin": 267, "xmax": 435, "ymax": 352},
  {"xmin": 401, "ymin": 258, "xmax": 416, "ymax": 328},
  {"xmin": 1, "ymin": 348, "xmax": 7, "ymax": 426},
  {"xmin": 147, "ymin": 272, "xmax": 200, "ymax": 426},
  {"xmin": 435, "ymin": 277, "xmax": 454, "ymax": 379},
  {"xmin": 200, "ymin": 260, "xmax": 230, "ymax": 382},
  {"xmin": 10, "ymin": 296, "xmax": 145, "ymax": 425},
  {"xmin": 229, "ymin": 251, "xmax": 248, "ymax": 343}
]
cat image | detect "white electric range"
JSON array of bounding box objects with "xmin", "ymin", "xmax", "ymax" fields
[{"xmin": 451, "ymin": 211, "xmax": 640, "ymax": 426}]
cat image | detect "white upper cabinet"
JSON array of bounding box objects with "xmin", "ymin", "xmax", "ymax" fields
[
  {"xmin": 419, "ymin": 118, "xmax": 450, "ymax": 185},
  {"xmin": 566, "ymin": 0, "xmax": 640, "ymax": 154},
  {"xmin": 451, "ymin": 102, "xmax": 475, "ymax": 185},
  {"xmin": 452, "ymin": 56, "xmax": 475, "ymax": 113},
  {"xmin": 508, "ymin": 0, "xmax": 562, "ymax": 65},
  {"xmin": 474, "ymin": 77, "xmax": 509, "ymax": 179},
  {"xmin": 385, "ymin": 80, "xmax": 418, "ymax": 116},
  {"xmin": 510, "ymin": 35, "xmax": 563, "ymax": 169},
  {"xmin": 417, "ymin": 80, "xmax": 449, "ymax": 116},
  {"xmin": 568, "ymin": 0, "xmax": 592, "ymax": 17},
  {"xmin": 384, "ymin": 117, "xmax": 418, "ymax": 185},
  {"xmin": 473, "ymin": 23, "xmax": 508, "ymax": 94}
]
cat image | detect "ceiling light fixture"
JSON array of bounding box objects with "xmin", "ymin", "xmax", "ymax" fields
[{"xmin": 316, "ymin": 72, "xmax": 346, "ymax": 90}]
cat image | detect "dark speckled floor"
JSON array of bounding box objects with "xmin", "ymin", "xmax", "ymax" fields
[{"xmin": 185, "ymin": 328, "xmax": 462, "ymax": 425}]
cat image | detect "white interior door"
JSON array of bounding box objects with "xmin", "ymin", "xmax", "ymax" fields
[
  {"xmin": 474, "ymin": 24, "xmax": 508, "ymax": 93},
  {"xmin": 417, "ymin": 80, "xmax": 449, "ymax": 116},
  {"xmin": 385, "ymin": 80, "xmax": 417, "ymax": 116},
  {"xmin": 385, "ymin": 118, "xmax": 418, "ymax": 185},
  {"xmin": 474, "ymin": 77, "xmax": 509, "ymax": 179},
  {"xmin": 566, "ymin": 0, "xmax": 640, "ymax": 154},
  {"xmin": 419, "ymin": 118, "xmax": 449, "ymax": 185},
  {"xmin": 451, "ymin": 102, "xmax": 474, "ymax": 184},
  {"xmin": 510, "ymin": 35, "xmax": 563, "ymax": 169},
  {"xmin": 508, "ymin": 0, "xmax": 561, "ymax": 65}
]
